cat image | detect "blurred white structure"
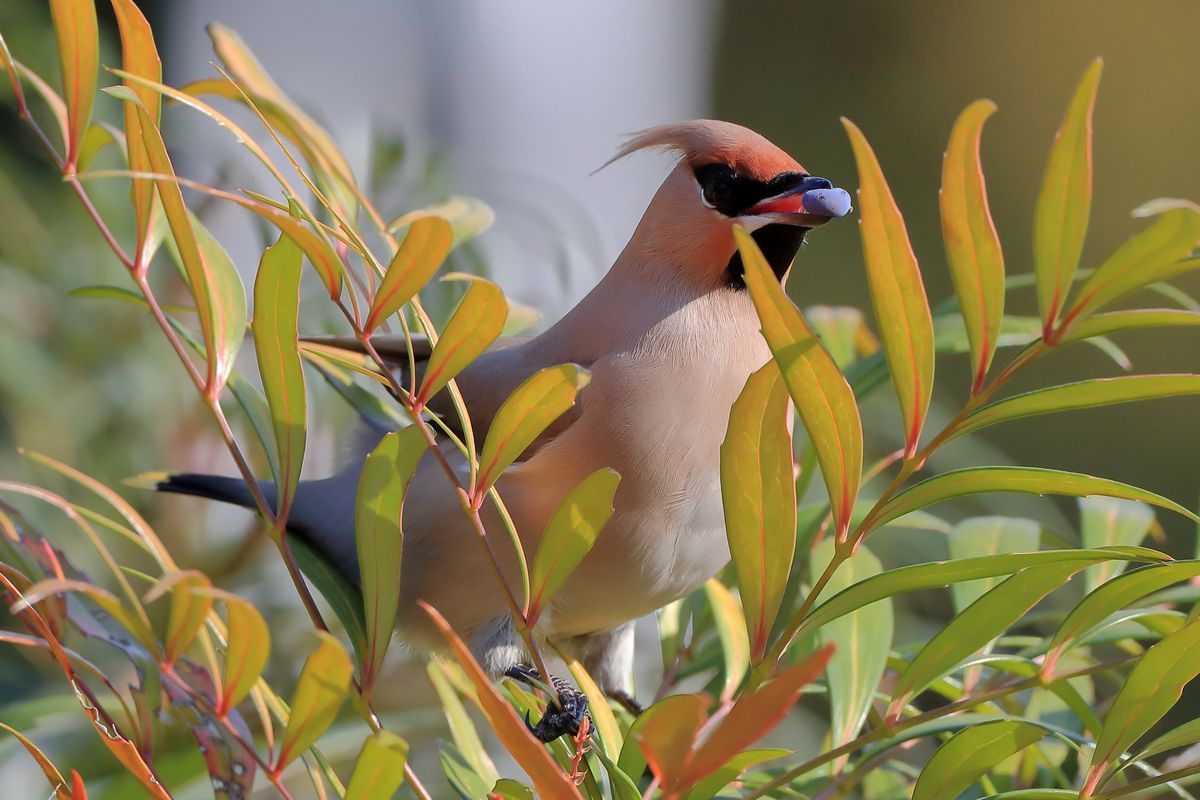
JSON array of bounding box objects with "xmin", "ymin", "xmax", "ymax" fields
[{"xmin": 167, "ymin": 0, "xmax": 719, "ymax": 315}]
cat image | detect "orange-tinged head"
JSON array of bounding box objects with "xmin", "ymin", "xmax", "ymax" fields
[{"xmin": 606, "ymin": 120, "xmax": 851, "ymax": 290}]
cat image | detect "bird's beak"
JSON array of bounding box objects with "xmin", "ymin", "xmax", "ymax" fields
[{"xmin": 742, "ymin": 174, "xmax": 853, "ymax": 228}]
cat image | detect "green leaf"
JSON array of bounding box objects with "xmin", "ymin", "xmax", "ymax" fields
[
  {"xmin": 843, "ymin": 118, "xmax": 935, "ymax": 454},
  {"xmin": 561, "ymin": 654, "xmax": 622, "ymax": 758},
  {"xmin": 948, "ymin": 517, "xmax": 1040, "ymax": 612},
  {"xmin": 1123, "ymin": 716, "xmax": 1200, "ymax": 772},
  {"xmin": 48, "ymin": 0, "xmax": 98, "ymax": 171},
  {"xmin": 417, "ymin": 278, "xmax": 508, "ymax": 404},
  {"xmin": 801, "ymin": 548, "xmax": 1165, "ymax": 646},
  {"xmin": 109, "ymin": 0, "xmax": 161, "ymax": 267},
  {"xmin": 427, "ymin": 661, "xmax": 500, "ymax": 786},
  {"xmin": 704, "ymin": 579, "xmax": 750, "ymax": 702},
  {"xmin": 490, "ymin": 778, "xmax": 535, "ymax": 800},
  {"xmin": 1034, "ymin": 58, "xmax": 1102, "ymax": 335},
  {"xmin": 887, "ymin": 561, "xmax": 1084, "ymax": 721},
  {"xmin": 365, "ymin": 216, "xmax": 453, "ymax": 332},
  {"xmin": 289, "ymin": 533, "xmax": 367, "ymax": 664},
  {"xmin": 596, "ymin": 750, "xmax": 643, "ymax": 800},
  {"xmin": 805, "ymin": 306, "xmax": 870, "ymax": 369},
  {"xmin": 950, "ymin": 375, "xmax": 1200, "ymax": 442},
  {"xmin": 1062, "ymin": 199, "xmax": 1200, "ymax": 327},
  {"xmin": 913, "ymin": 720, "xmax": 1046, "ymax": 800},
  {"xmin": 685, "ymin": 646, "xmax": 832, "ymax": 788},
  {"xmin": 1079, "ymin": 496, "xmax": 1155, "ymax": 591},
  {"xmin": 356, "ymin": 426, "xmax": 427, "ymax": 687},
  {"xmin": 276, "ymin": 631, "xmax": 353, "ymax": 770},
  {"xmin": 144, "ymin": 570, "xmax": 212, "ymax": 665},
  {"xmin": 1084, "ymin": 619, "xmax": 1200, "ymax": 795},
  {"xmin": 685, "ymin": 749, "xmax": 789, "ymax": 800},
  {"xmin": 941, "ymin": 99, "xmax": 1005, "ymax": 393},
  {"xmin": 1043, "ymin": 562, "xmax": 1200, "ymax": 678},
  {"xmin": 344, "ymin": 730, "xmax": 409, "ymax": 800},
  {"xmin": 422, "ymin": 603, "xmax": 583, "ymax": 799},
  {"xmin": 735, "ymin": 226, "xmax": 863, "ymax": 539},
  {"xmin": 527, "ymin": 467, "xmax": 620, "ymax": 624},
  {"xmin": 254, "ymin": 233, "xmax": 307, "ymax": 519},
  {"xmin": 1063, "ymin": 309, "xmax": 1200, "ymax": 343},
  {"xmin": 721, "ymin": 362, "xmax": 796, "ymax": 660},
  {"xmin": 388, "ymin": 195, "xmax": 497, "ymax": 248},
  {"xmin": 205, "ymin": 588, "xmax": 270, "ymax": 716},
  {"xmin": 812, "ymin": 539, "xmax": 891, "ymax": 757},
  {"xmin": 870, "ymin": 466, "xmax": 1199, "ymax": 534},
  {"xmin": 476, "ymin": 364, "xmax": 590, "ymax": 494}
]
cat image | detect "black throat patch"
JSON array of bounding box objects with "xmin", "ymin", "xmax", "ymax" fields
[{"xmin": 724, "ymin": 224, "xmax": 808, "ymax": 289}]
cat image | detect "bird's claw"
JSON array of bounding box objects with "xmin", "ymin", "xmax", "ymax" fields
[{"xmin": 505, "ymin": 665, "xmax": 592, "ymax": 743}]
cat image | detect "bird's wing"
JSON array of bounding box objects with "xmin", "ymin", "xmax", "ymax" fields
[{"xmin": 300, "ymin": 333, "xmax": 577, "ymax": 463}]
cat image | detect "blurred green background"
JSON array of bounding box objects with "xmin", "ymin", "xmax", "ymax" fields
[{"xmin": 1, "ymin": 0, "xmax": 1199, "ymax": 795}]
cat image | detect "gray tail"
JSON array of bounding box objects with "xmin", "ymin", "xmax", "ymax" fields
[
  {"xmin": 156, "ymin": 472, "xmax": 361, "ymax": 585},
  {"xmin": 156, "ymin": 473, "xmax": 266, "ymax": 511}
]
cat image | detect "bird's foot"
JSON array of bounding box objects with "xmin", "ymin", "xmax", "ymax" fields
[{"xmin": 504, "ymin": 664, "xmax": 591, "ymax": 743}]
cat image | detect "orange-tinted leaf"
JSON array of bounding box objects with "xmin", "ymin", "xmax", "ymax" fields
[
  {"xmin": 48, "ymin": 0, "xmax": 98, "ymax": 171},
  {"xmin": 144, "ymin": 569, "xmax": 212, "ymax": 665},
  {"xmin": 635, "ymin": 693, "xmax": 708, "ymax": 794},
  {"xmin": 356, "ymin": 426, "xmax": 427, "ymax": 687},
  {"xmin": 365, "ymin": 216, "xmax": 453, "ymax": 332},
  {"xmin": 421, "ymin": 602, "xmax": 583, "ymax": 799},
  {"xmin": 344, "ymin": 730, "xmax": 409, "ymax": 800},
  {"xmin": 204, "ymin": 24, "xmax": 359, "ymax": 217},
  {"xmin": 527, "ymin": 467, "xmax": 619, "ymax": 625},
  {"xmin": 1061, "ymin": 199, "xmax": 1200, "ymax": 330},
  {"xmin": 1034, "ymin": 59, "xmax": 1102, "ymax": 336},
  {"xmin": 105, "ymin": 90, "xmax": 245, "ymax": 392},
  {"xmin": 416, "ymin": 279, "xmax": 507, "ymax": 404},
  {"xmin": 685, "ymin": 645, "xmax": 832, "ymax": 785},
  {"xmin": 736, "ymin": 227, "xmax": 862, "ymax": 539},
  {"xmin": 109, "ymin": 0, "xmax": 161, "ymax": 269},
  {"xmin": 940, "ymin": 99, "xmax": 1005, "ymax": 393},
  {"xmin": 0, "ymin": 723, "xmax": 72, "ymax": 799},
  {"xmin": 843, "ymin": 118, "xmax": 934, "ymax": 455},
  {"xmin": 721, "ymin": 362, "xmax": 795, "ymax": 661},
  {"xmin": 253, "ymin": 233, "xmax": 307, "ymax": 519},
  {"xmin": 477, "ymin": 364, "xmax": 589, "ymax": 495},
  {"xmin": 276, "ymin": 631, "xmax": 353, "ymax": 770}
]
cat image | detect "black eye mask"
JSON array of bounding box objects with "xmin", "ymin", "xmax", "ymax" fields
[{"xmin": 693, "ymin": 163, "xmax": 812, "ymax": 217}]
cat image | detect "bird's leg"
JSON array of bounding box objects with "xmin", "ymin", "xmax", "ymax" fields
[
  {"xmin": 607, "ymin": 688, "xmax": 644, "ymax": 717},
  {"xmin": 503, "ymin": 664, "xmax": 592, "ymax": 743}
]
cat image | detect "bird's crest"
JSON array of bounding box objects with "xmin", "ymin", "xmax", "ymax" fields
[{"xmin": 596, "ymin": 119, "xmax": 801, "ymax": 179}]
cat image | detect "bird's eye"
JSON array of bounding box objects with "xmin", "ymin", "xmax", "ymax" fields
[{"xmin": 696, "ymin": 164, "xmax": 737, "ymax": 211}]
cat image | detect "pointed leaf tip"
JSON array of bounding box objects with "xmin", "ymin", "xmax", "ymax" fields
[
  {"xmin": 842, "ymin": 118, "xmax": 934, "ymax": 454},
  {"xmin": 941, "ymin": 99, "xmax": 1004, "ymax": 393},
  {"xmin": 1034, "ymin": 59, "xmax": 1103, "ymax": 338}
]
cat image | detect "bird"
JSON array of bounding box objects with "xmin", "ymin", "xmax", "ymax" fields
[{"xmin": 158, "ymin": 119, "xmax": 851, "ymax": 741}]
